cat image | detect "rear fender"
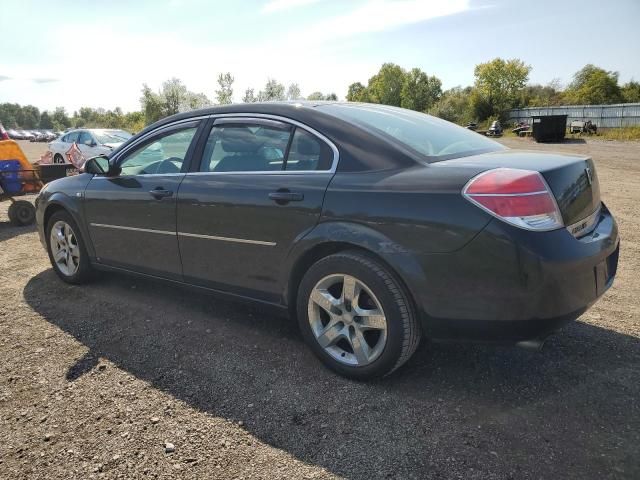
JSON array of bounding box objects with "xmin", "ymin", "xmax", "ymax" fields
[{"xmin": 282, "ymin": 220, "xmax": 428, "ymax": 319}]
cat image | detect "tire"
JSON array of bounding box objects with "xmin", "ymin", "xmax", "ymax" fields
[
  {"xmin": 53, "ymin": 154, "xmax": 65, "ymax": 164},
  {"xmin": 46, "ymin": 210, "xmax": 93, "ymax": 284},
  {"xmin": 8, "ymin": 200, "xmax": 36, "ymax": 226},
  {"xmin": 297, "ymin": 251, "xmax": 421, "ymax": 379}
]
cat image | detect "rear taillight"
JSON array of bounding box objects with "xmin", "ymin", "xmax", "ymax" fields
[{"xmin": 463, "ymin": 168, "xmax": 563, "ymax": 231}]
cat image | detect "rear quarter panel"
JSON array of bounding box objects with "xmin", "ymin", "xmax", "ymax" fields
[{"xmin": 320, "ymin": 165, "xmax": 492, "ymax": 254}]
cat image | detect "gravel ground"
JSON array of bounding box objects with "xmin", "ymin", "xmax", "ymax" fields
[{"xmin": 1, "ymin": 138, "xmax": 639, "ymax": 479}]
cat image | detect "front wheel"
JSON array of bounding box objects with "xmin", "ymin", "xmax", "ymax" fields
[
  {"xmin": 297, "ymin": 251, "xmax": 421, "ymax": 379},
  {"xmin": 46, "ymin": 211, "xmax": 93, "ymax": 284}
]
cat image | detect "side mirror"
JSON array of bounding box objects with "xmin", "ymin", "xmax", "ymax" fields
[{"xmin": 83, "ymin": 156, "xmax": 120, "ymax": 176}]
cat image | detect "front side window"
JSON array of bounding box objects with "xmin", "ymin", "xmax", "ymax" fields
[
  {"xmin": 118, "ymin": 127, "xmax": 197, "ymax": 176},
  {"xmin": 64, "ymin": 132, "xmax": 79, "ymax": 144},
  {"xmin": 200, "ymin": 124, "xmax": 291, "ymax": 172},
  {"xmin": 78, "ymin": 131, "xmax": 94, "ymax": 146}
]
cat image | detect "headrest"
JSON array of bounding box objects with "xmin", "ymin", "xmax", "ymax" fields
[
  {"xmin": 296, "ymin": 134, "xmax": 320, "ymax": 156},
  {"xmin": 221, "ymin": 128, "xmax": 260, "ymax": 153}
]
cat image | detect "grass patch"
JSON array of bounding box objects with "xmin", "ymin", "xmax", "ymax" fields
[{"xmin": 593, "ymin": 127, "xmax": 640, "ymax": 141}]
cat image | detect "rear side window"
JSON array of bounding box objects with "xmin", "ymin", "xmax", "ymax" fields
[
  {"xmin": 200, "ymin": 124, "xmax": 291, "ymax": 172},
  {"xmin": 286, "ymin": 129, "xmax": 333, "ymax": 171},
  {"xmin": 200, "ymin": 122, "xmax": 334, "ymax": 172}
]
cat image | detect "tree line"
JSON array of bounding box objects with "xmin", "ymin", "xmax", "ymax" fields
[
  {"xmin": 347, "ymin": 60, "xmax": 640, "ymax": 126},
  {"xmin": 1, "ymin": 59, "xmax": 639, "ymax": 132}
]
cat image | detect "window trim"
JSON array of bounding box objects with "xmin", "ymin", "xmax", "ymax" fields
[
  {"xmin": 191, "ymin": 113, "xmax": 339, "ymax": 175},
  {"xmin": 107, "ymin": 118, "xmax": 204, "ymax": 177}
]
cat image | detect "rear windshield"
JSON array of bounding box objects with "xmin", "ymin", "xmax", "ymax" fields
[{"xmin": 318, "ymin": 104, "xmax": 505, "ymax": 162}]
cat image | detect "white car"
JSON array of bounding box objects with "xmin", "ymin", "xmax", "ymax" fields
[{"xmin": 47, "ymin": 129, "xmax": 133, "ymax": 166}]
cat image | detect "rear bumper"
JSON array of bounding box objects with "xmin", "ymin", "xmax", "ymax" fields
[{"xmin": 415, "ymin": 204, "xmax": 619, "ymax": 343}]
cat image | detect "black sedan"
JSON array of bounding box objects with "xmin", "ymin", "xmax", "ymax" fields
[{"xmin": 35, "ymin": 102, "xmax": 619, "ymax": 379}]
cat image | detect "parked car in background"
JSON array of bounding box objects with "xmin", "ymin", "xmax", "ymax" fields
[
  {"xmin": 35, "ymin": 102, "xmax": 619, "ymax": 379},
  {"xmin": 18, "ymin": 130, "xmax": 35, "ymax": 141},
  {"xmin": 46, "ymin": 129, "xmax": 133, "ymax": 165},
  {"xmin": 0, "ymin": 123, "xmax": 9, "ymax": 141},
  {"xmin": 6, "ymin": 129, "xmax": 23, "ymax": 140}
]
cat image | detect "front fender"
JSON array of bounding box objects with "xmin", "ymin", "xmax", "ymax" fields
[{"xmin": 36, "ymin": 178, "xmax": 95, "ymax": 258}]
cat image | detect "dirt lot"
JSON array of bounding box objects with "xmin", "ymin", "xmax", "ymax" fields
[{"xmin": 1, "ymin": 138, "xmax": 639, "ymax": 479}]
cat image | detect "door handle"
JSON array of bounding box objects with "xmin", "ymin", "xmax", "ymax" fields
[
  {"xmin": 149, "ymin": 188, "xmax": 173, "ymax": 199},
  {"xmin": 269, "ymin": 191, "xmax": 304, "ymax": 204}
]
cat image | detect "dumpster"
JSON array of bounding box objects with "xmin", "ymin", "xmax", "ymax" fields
[{"xmin": 531, "ymin": 115, "xmax": 567, "ymax": 142}]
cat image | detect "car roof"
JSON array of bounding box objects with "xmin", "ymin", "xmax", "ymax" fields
[{"xmin": 137, "ymin": 101, "xmax": 419, "ymax": 172}]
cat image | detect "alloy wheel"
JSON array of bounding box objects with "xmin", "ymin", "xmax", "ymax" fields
[
  {"xmin": 49, "ymin": 220, "xmax": 80, "ymax": 276},
  {"xmin": 307, "ymin": 274, "xmax": 388, "ymax": 366}
]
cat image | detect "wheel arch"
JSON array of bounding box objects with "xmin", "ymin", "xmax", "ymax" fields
[
  {"xmin": 284, "ymin": 221, "xmax": 427, "ymax": 329},
  {"xmin": 43, "ymin": 195, "xmax": 95, "ymax": 258}
]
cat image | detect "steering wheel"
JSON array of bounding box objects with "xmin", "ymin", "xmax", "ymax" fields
[{"xmin": 153, "ymin": 158, "xmax": 182, "ymax": 174}]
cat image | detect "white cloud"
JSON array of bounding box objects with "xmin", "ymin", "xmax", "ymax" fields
[
  {"xmin": 261, "ymin": 0, "xmax": 320, "ymax": 13},
  {"xmin": 287, "ymin": 0, "xmax": 470, "ymax": 44},
  {"xmin": 0, "ymin": 0, "xmax": 473, "ymax": 112}
]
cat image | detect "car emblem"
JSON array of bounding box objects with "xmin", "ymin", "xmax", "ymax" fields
[{"xmin": 585, "ymin": 167, "xmax": 593, "ymax": 185}]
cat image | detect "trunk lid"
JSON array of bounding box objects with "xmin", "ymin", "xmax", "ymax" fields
[{"xmin": 436, "ymin": 150, "xmax": 601, "ymax": 228}]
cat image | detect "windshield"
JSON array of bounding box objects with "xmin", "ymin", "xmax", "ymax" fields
[
  {"xmin": 318, "ymin": 104, "xmax": 504, "ymax": 161},
  {"xmin": 94, "ymin": 130, "xmax": 132, "ymax": 144}
]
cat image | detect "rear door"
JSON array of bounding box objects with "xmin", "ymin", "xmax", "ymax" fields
[
  {"xmin": 84, "ymin": 121, "xmax": 202, "ymax": 280},
  {"xmin": 177, "ymin": 116, "xmax": 337, "ymax": 302}
]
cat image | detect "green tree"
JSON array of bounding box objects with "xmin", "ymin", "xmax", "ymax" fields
[
  {"xmin": 621, "ymin": 80, "xmax": 640, "ymax": 103},
  {"xmin": 428, "ymin": 87, "xmax": 474, "ymax": 124},
  {"xmin": 325, "ymin": 93, "xmax": 338, "ymax": 101},
  {"xmin": 563, "ymin": 64, "xmax": 622, "ymax": 105},
  {"xmin": 257, "ymin": 79, "xmax": 286, "ymax": 101},
  {"xmin": 39, "ymin": 111, "xmax": 54, "ymax": 129},
  {"xmin": 519, "ymin": 80, "xmax": 563, "ymax": 107},
  {"xmin": 473, "ymin": 58, "xmax": 531, "ymax": 119},
  {"xmin": 346, "ymin": 82, "xmax": 368, "ymax": 102},
  {"xmin": 306, "ymin": 92, "xmax": 325, "ymax": 101},
  {"xmin": 52, "ymin": 107, "xmax": 71, "ymax": 129},
  {"xmin": 140, "ymin": 84, "xmax": 164, "ymax": 124},
  {"xmin": 243, "ymin": 88, "xmax": 257, "ymax": 103},
  {"xmin": 400, "ymin": 68, "xmax": 442, "ymax": 112},
  {"xmin": 215, "ymin": 72, "xmax": 234, "ymax": 105},
  {"xmin": 367, "ymin": 63, "xmax": 405, "ymax": 106},
  {"xmin": 161, "ymin": 78, "xmax": 189, "ymax": 115},
  {"xmin": 286, "ymin": 83, "xmax": 301, "ymax": 100},
  {"xmin": 21, "ymin": 105, "xmax": 40, "ymax": 128}
]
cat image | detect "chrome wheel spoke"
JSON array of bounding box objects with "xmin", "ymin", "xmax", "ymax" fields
[
  {"xmin": 310, "ymin": 289, "xmax": 340, "ymax": 314},
  {"xmin": 341, "ymin": 275, "xmax": 360, "ymax": 304},
  {"xmin": 355, "ymin": 308, "xmax": 386, "ymax": 330},
  {"xmin": 54, "ymin": 248, "xmax": 66, "ymax": 262},
  {"xmin": 350, "ymin": 328, "xmax": 372, "ymax": 365},
  {"xmin": 316, "ymin": 322, "xmax": 343, "ymax": 348}
]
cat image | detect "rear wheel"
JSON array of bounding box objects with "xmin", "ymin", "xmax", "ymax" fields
[
  {"xmin": 297, "ymin": 251, "xmax": 421, "ymax": 379},
  {"xmin": 46, "ymin": 211, "xmax": 93, "ymax": 284},
  {"xmin": 8, "ymin": 200, "xmax": 36, "ymax": 226}
]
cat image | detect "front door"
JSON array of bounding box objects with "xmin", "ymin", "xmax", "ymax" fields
[
  {"xmin": 177, "ymin": 118, "xmax": 337, "ymax": 301},
  {"xmin": 84, "ymin": 122, "xmax": 201, "ymax": 280}
]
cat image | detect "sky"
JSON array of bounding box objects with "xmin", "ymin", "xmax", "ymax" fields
[{"xmin": 1, "ymin": 0, "xmax": 639, "ymax": 113}]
